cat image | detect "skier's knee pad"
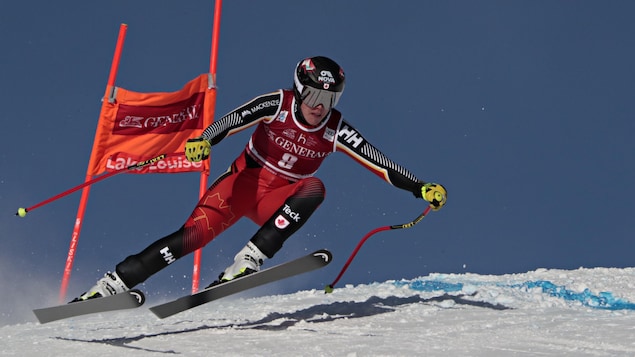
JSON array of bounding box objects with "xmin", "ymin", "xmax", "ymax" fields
[{"xmin": 295, "ymin": 177, "xmax": 325, "ymax": 201}]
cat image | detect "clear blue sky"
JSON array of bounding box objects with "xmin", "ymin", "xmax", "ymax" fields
[{"xmin": 1, "ymin": 1, "xmax": 634, "ymax": 305}]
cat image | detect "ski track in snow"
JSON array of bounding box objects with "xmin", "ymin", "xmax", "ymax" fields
[{"xmin": 2, "ymin": 267, "xmax": 635, "ymax": 356}]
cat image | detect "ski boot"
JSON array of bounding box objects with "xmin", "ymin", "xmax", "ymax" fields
[
  {"xmin": 207, "ymin": 242, "xmax": 266, "ymax": 288},
  {"xmin": 71, "ymin": 271, "xmax": 129, "ymax": 302}
]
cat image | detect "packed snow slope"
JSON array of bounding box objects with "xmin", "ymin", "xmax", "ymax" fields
[{"xmin": 2, "ymin": 267, "xmax": 635, "ymax": 356}]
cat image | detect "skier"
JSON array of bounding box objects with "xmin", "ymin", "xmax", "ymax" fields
[{"xmin": 73, "ymin": 56, "xmax": 447, "ymax": 301}]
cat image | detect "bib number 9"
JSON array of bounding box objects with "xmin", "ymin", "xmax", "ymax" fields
[{"xmin": 278, "ymin": 153, "xmax": 298, "ymax": 169}]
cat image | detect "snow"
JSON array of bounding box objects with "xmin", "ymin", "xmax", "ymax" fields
[{"xmin": 2, "ymin": 267, "xmax": 635, "ymax": 356}]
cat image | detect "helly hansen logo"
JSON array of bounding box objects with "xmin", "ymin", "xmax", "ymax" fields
[
  {"xmin": 160, "ymin": 247, "xmax": 176, "ymax": 265},
  {"xmin": 338, "ymin": 125, "xmax": 363, "ymax": 148}
]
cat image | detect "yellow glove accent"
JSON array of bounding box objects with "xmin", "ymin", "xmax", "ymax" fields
[
  {"xmin": 421, "ymin": 183, "xmax": 447, "ymax": 211},
  {"xmin": 184, "ymin": 137, "xmax": 211, "ymax": 162}
]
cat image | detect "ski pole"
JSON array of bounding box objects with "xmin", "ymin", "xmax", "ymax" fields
[
  {"xmin": 16, "ymin": 153, "xmax": 170, "ymax": 217},
  {"xmin": 325, "ymin": 206, "xmax": 432, "ymax": 293}
]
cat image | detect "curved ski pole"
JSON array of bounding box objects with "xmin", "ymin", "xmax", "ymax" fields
[{"xmin": 325, "ymin": 206, "xmax": 432, "ymax": 293}]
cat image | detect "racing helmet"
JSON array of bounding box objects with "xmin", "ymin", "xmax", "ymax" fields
[{"xmin": 293, "ymin": 56, "xmax": 345, "ymax": 110}]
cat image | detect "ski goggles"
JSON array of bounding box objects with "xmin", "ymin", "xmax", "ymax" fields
[{"xmin": 299, "ymin": 85, "xmax": 343, "ymax": 110}]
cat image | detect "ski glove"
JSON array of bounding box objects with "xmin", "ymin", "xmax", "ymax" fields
[
  {"xmin": 420, "ymin": 183, "xmax": 447, "ymax": 211},
  {"xmin": 184, "ymin": 137, "xmax": 211, "ymax": 162}
]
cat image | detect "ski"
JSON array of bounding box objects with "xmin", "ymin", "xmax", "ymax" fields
[
  {"xmin": 150, "ymin": 249, "xmax": 332, "ymax": 319},
  {"xmin": 33, "ymin": 289, "xmax": 145, "ymax": 324}
]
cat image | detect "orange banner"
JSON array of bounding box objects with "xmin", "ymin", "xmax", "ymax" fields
[{"xmin": 87, "ymin": 74, "xmax": 215, "ymax": 176}]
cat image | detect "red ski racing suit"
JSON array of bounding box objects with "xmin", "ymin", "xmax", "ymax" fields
[{"xmin": 115, "ymin": 90, "xmax": 424, "ymax": 287}]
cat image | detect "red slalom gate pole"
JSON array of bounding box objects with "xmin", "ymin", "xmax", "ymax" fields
[
  {"xmin": 191, "ymin": 0, "xmax": 223, "ymax": 293},
  {"xmin": 58, "ymin": 24, "xmax": 128, "ymax": 302}
]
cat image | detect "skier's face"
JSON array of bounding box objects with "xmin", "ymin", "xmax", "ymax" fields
[{"xmin": 300, "ymin": 102, "xmax": 328, "ymax": 126}]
